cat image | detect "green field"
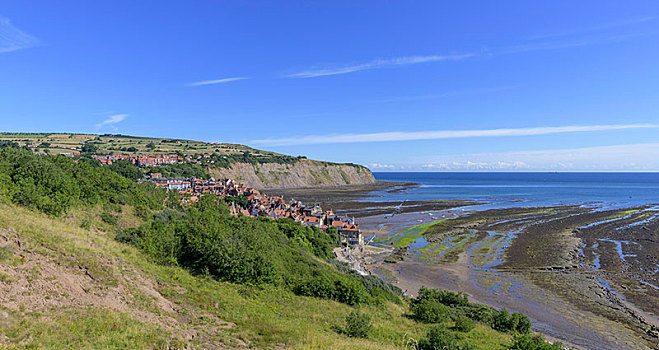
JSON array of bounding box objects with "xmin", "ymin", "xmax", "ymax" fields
[{"xmin": 0, "ymin": 132, "xmax": 283, "ymax": 157}]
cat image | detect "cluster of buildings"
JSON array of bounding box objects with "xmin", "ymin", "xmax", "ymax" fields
[
  {"xmin": 149, "ymin": 176, "xmax": 363, "ymax": 246},
  {"xmin": 91, "ymin": 153, "xmax": 208, "ymax": 167}
]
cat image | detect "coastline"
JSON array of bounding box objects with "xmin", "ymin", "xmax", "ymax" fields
[
  {"xmin": 338, "ymin": 187, "xmax": 658, "ymax": 349},
  {"xmin": 271, "ymin": 179, "xmax": 658, "ymax": 349},
  {"xmin": 269, "ymin": 180, "xmax": 479, "ymax": 218}
]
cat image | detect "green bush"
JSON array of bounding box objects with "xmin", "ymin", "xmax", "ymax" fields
[
  {"xmin": 510, "ymin": 334, "xmax": 563, "ymax": 350},
  {"xmin": 453, "ymin": 315, "xmax": 475, "ymax": 332},
  {"xmin": 294, "ymin": 273, "xmax": 368, "ymax": 305},
  {"xmin": 492, "ymin": 308, "xmax": 531, "ymax": 333},
  {"xmin": 411, "ymin": 287, "xmax": 469, "ymax": 323},
  {"xmin": 418, "ymin": 325, "xmax": 460, "ymax": 350},
  {"xmin": 493, "ymin": 308, "xmax": 512, "ymax": 332},
  {"xmin": 144, "ymin": 163, "xmax": 209, "ymax": 179},
  {"xmin": 464, "ymin": 304, "xmax": 495, "ymax": 325},
  {"xmin": 344, "ymin": 310, "xmax": 371, "ymax": 338},
  {"xmin": 416, "ymin": 287, "xmax": 470, "ymax": 307},
  {"xmin": 329, "ymin": 260, "xmax": 402, "ymax": 304},
  {"xmin": 412, "ymin": 298, "xmax": 451, "ymax": 323},
  {"xmin": 511, "ymin": 312, "xmax": 532, "ymax": 334}
]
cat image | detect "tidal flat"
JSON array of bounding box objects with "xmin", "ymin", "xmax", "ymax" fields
[{"xmin": 359, "ymin": 205, "xmax": 659, "ymax": 350}]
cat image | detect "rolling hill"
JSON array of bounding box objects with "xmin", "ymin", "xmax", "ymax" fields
[{"xmin": 0, "ymin": 133, "xmax": 375, "ymax": 189}]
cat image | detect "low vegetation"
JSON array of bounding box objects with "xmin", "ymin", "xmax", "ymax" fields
[{"xmin": 344, "ymin": 310, "xmax": 372, "ymax": 338}]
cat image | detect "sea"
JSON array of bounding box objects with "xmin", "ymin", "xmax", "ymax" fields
[{"xmin": 370, "ymin": 172, "xmax": 659, "ymax": 209}]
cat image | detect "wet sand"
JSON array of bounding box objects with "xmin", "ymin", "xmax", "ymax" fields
[
  {"xmin": 270, "ymin": 182, "xmax": 478, "ymax": 218},
  {"xmin": 360, "ymin": 206, "xmax": 659, "ymax": 350}
]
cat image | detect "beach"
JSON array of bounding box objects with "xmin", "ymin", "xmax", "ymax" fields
[{"xmin": 298, "ymin": 175, "xmax": 659, "ymax": 350}]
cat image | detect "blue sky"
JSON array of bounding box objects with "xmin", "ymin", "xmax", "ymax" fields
[{"xmin": 2, "ymin": 1, "xmax": 659, "ymax": 171}]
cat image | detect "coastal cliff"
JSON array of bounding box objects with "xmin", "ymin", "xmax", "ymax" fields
[
  {"xmin": 207, "ymin": 159, "xmax": 376, "ymax": 189},
  {"xmin": 0, "ymin": 134, "xmax": 376, "ymax": 189}
]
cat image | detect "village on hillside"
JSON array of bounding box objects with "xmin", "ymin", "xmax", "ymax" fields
[
  {"xmin": 148, "ymin": 175, "xmax": 364, "ymax": 246},
  {"xmin": 7, "ymin": 145, "xmax": 365, "ymax": 246},
  {"xmin": 91, "ymin": 153, "xmax": 203, "ymax": 166}
]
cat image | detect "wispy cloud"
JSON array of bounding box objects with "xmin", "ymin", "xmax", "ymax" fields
[
  {"xmin": 498, "ymin": 31, "xmax": 658, "ymax": 56},
  {"xmin": 250, "ymin": 124, "xmax": 659, "ymax": 147},
  {"xmin": 287, "ymin": 54, "xmax": 475, "ymax": 78},
  {"xmin": 0, "ymin": 17, "xmax": 39, "ymax": 54},
  {"xmin": 528, "ymin": 16, "xmax": 657, "ymax": 41},
  {"xmin": 187, "ymin": 77, "xmax": 248, "ymax": 87},
  {"xmin": 368, "ymin": 86, "xmax": 517, "ymax": 104},
  {"xmin": 287, "ymin": 17, "xmax": 658, "ymax": 79},
  {"xmin": 418, "ymin": 143, "xmax": 659, "ymax": 171},
  {"xmin": 95, "ymin": 113, "xmax": 128, "ymax": 130}
]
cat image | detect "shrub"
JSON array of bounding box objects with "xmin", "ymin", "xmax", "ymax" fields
[
  {"xmin": 492, "ymin": 308, "xmax": 531, "ymax": 333},
  {"xmin": 418, "ymin": 325, "xmax": 460, "ymax": 350},
  {"xmin": 510, "ymin": 334, "xmax": 563, "ymax": 350},
  {"xmin": 511, "ymin": 312, "xmax": 531, "ymax": 334},
  {"xmin": 144, "ymin": 163, "xmax": 209, "ymax": 179},
  {"xmin": 464, "ymin": 304, "xmax": 495, "ymax": 325},
  {"xmin": 334, "ymin": 277, "xmax": 368, "ymax": 305},
  {"xmin": 411, "ymin": 287, "xmax": 468, "ymax": 323},
  {"xmin": 344, "ymin": 310, "xmax": 371, "ymax": 338},
  {"xmin": 493, "ymin": 308, "xmax": 512, "ymax": 332},
  {"xmin": 453, "ymin": 315, "xmax": 475, "ymax": 332},
  {"xmin": 329, "ymin": 259, "xmax": 402, "ymax": 304},
  {"xmin": 417, "ymin": 287, "xmax": 469, "ymax": 307},
  {"xmin": 411, "ymin": 298, "xmax": 451, "ymax": 323}
]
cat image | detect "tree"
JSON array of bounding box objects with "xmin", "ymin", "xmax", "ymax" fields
[
  {"xmin": 0, "ymin": 141, "xmax": 19, "ymax": 149},
  {"xmin": 108, "ymin": 160, "xmax": 144, "ymax": 181},
  {"xmin": 81, "ymin": 142, "xmax": 98, "ymax": 154}
]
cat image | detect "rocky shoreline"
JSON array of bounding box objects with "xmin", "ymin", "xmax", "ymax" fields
[{"xmin": 357, "ymin": 205, "xmax": 658, "ymax": 350}]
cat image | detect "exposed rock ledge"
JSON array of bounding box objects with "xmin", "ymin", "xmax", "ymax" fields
[{"xmin": 207, "ymin": 159, "xmax": 375, "ymax": 189}]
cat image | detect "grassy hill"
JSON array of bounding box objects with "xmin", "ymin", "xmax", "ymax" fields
[
  {"xmin": 0, "ymin": 133, "xmax": 375, "ymax": 189},
  {"xmin": 0, "ymin": 132, "xmax": 284, "ymax": 158},
  {"xmin": 0, "ymin": 146, "xmax": 563, "ymax": 349}
]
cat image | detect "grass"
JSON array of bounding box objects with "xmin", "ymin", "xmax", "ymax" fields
[
  {"xmin": 602, "ymin": 209, "xmax": 640, "ymax": 221},
  {"xmin": 0, "ymin": 272, "xmax": 13, "ymax": 283},
  {"xmin": 0, "ymin": 204, "xmax": 518, "ymax": 349},
  {"xmin": 1, "ymin": 307, "xmax": 169, "ymax": 349},
  {"xmin": 376, "ymin": 222, "xmax": 437, "ymax": 248},
  {"xmin": 417, "ymin": 233, "xmax": 479, "ymax": 264},
  {"xmin": 0, "ymin": 133, "xmax": 284, "ymax": 158}
]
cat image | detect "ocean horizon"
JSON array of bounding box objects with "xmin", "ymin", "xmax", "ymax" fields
[{"xmin": 371, "ymin": 172, "xmax": 659, "ymax": 208}]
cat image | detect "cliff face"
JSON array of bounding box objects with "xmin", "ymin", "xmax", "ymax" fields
[{"xmin": 206, "ymin": 160, "xmax": 375, "ymax": 189}]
